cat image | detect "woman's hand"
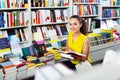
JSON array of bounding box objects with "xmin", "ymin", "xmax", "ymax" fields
[{"xmin": 73, "ymin": 54, "xmax": 87, "ymax": 61}]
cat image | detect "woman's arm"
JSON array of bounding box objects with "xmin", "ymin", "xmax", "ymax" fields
[
  {"xmin": 82, "ymin": 38, "xmax": 90, "ymax": 61},
  {"xmin": 65, "ymin": 39, "xmax": 73, "ymax": 51}
]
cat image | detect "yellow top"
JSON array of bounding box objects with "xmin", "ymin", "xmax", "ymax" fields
[{"xmin": 67, "ymin": 31, "xmax": 91, "ymax": 64}]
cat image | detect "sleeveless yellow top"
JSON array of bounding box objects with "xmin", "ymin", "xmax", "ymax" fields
[{"xmin": 67, "ymin": 31, "xmax": 91, "ymax": 64}]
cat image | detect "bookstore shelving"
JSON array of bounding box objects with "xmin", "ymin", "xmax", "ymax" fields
[
  {"xmin": 93, "ymin": 0, "xmax": 120, "ymax": 30},
  {"xmin": 0, "ymin": 0, "xmax": 120, "ymax": 80},
  {"xmin": 71, "ymin": 0, "xmax": 120, "ymax": 63},
  {"xmin": 72, "ymin": 0, "xmax": 99, "ymax": 32},
  {"xmin": 86, "ymin": 0, "xmax": 120, "ymax": 63},
  {"xmin": 30, "ymin": 0, "xmax": 71, "ymax": 49},
  {"xmin": 0, "ymin": 0, "xmax": 31, "ymax": 57}
]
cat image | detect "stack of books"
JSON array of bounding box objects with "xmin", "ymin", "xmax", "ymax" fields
[
  {"xmin": 8, "ymin": 56, "xmax": 27, "ymax": 79},
  {"xmin": 0, "ymin": 65, "xmax": 4, "ymax": 80},
  {"xmin": 16, "ymin": 63, "xmax": 27, "ymax": 79},
  {"xmin": 0, "ymin": 61, "xmax": 17, "ymax": 80}
]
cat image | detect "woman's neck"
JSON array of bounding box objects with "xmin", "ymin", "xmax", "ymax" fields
[{"xmin": 73, "ymin": 32, "xmax": 81, "ymax": 37}]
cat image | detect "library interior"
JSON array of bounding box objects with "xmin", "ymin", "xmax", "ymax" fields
[{"xmin": 0, "ymin": 0, "xmax": 120, "ymax": 80}]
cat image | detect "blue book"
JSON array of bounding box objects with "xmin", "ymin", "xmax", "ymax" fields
[
  {"xmin": 0, "ymin": 13, "xmax": 4, "ymax": 27},
  {"xmin": 0, "ymin": 37, "xmax": 10, "ymax": 49}
]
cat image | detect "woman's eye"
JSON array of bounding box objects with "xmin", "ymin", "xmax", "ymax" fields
[
  {"xmin": 73, "ymin": 23, "xmax": 77, "ymax": 26},
  {"xmin": 69, "ymin": 23, "xmax": 77, "ymax": 26},
  {"xmin": 69, "ymin": 23, "xmax": 72, "ymax": 26}
]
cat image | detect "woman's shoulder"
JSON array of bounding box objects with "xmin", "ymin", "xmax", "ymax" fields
[{"xmin": 80, "ymin": 33, "xmax": 87, "ymax": 38}]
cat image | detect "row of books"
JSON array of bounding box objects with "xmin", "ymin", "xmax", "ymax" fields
[
  {"xmin": 73, "ymin": 0, "xmax": 99, "ymax": 3},
  {"xmin": 88, "ymin": 29, "xmax": 113, "ymax": 46},
  {"xmin": 0, "ymin": 10, "xmax": 29, "ymax": 28},
  {"xmin": 88, "ymin": 18, "xmax": 120, "ymax": 33},
  {"xmin": 102, "ymin": 8, "xmax": 120, "ymax": 18},
  {"xmin": 34, "ymin": 24, "xmax": 68, "ymax": 48},
  {"xmin": 0, "ymin": 54, "xmax": 35, "ymax": 80},
  {"xmin": 31, "ymin": 9, "xmax": 68, "ymax": 25},
  {"xmin": 72, "ymin": 4, "xmax": 98, "ymax": 16},
  {"xmin": 0, "ymin": 29, "xmax": 28, "ymax": 57},
  {"xmin": 101, "ymin": 19, "xmax": 120, "ymax": 29},
  {"xmin": 32, "ymin": 24, "xmax": 68, "ymax": 44},
  {"xmin": 31, "ymin": 0, "xmax": 69, "ymax": 7},
  {"xmin": 0, "ymin": 25, "xmax": 67, "ymax": 58},
  {"xmin": 0, "ymin": 0, "xmax": 28, "ymax": 8},
  {"xmin": 110, "ymin": 0, "xmax": 120, "ymax": 6},
  {"xmin": 101, "ymin": 0, "xmax": 120, "ymax": 6},
  {"xmin": 0, "ymin": 29, "xmax": 28, "ymax": 42}
]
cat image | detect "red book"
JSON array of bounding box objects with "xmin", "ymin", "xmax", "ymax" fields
[
  {"xmin": 37, "ymin": 11, "xmax": 41, "ymax": 24},
  {"xmin": 16, "ymin": 62, "xmax": 26, "ymax": 68}
]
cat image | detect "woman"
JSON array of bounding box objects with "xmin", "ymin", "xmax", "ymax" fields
[{"xmin": 62, "ymin": 15, "xmax": 91, "ymax": 71}]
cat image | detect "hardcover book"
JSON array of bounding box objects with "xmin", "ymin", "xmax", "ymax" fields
[{"xmin": 55, "ymin": 50, "xmax": 86, "ymax": 60}]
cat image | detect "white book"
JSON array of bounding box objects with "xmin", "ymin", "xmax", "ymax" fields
[
  {"xmin": 72, "ymin": 5, "xmax": 78, "ymax": 15},
  {"xmin": 54, "ymin": 10, "xmax": 62, "ymax": 22},
  {"xmin": 2, "ymin": 30, "xmax": 8, "ymax": 38},
  {"xmin": 106, "ymin": 19, "xmax": 114, "ymax": 29},
  {"xmin": 47, "ymin": 29, "xmax": 58, "ymax": 40},
  {"xmin": 101, "ymin": 21, "xmax": 108, "ymax": 29},
  {"xmin": 63, "ymin": 9, "xmax": 68, "ymax": 22},
  {"xmin": 10, "ymin": 0, "xmax": 14, "ymax": 8},
  {"xmin": 17, "ymin": 69, "xmax": 27, "ymax": 77},
  {"xmin": 20, "ymin": 11, "xmax": 22, "ymax": 26},
  {"xmin": 53, "ymin": 0, "xmax": 58, "ymax": 6},
  {"xmin": 100, "ymin": 0, "xmax": 110, "ymax": 6},
  {"xmin": 31, "ymin": 11, "xmax": 36, "ymax": 24},
  {"xmin": 41, "ymin": 26, "xmax": 49, "ymax": 38},
  {"xmin": 40, "ymin": 10, "xmax": 46, "ymax": 24},
  {"xmin": 33, "ymin": 27, "xmax": 44, "ymax": 44},
  {"xmin": 24, "ymin": 10, "xmax": 29, "ymax": 26},
  {"xmin": 87, "ymin": 18, "xmax": 92, "ymax": 32},
  {"xmin": 46, "ymin": 10, "xmax": 51, "ymax": 23}
]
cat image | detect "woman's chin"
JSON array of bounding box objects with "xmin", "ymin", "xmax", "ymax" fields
[{"xmin": 71, "ymin": 31, "xmax": 77, "ymax": 34}]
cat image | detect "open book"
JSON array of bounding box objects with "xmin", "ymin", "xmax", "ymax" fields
[{"xmin": 55, "ymin": 50, "xmax": 86, "ymax": 60}]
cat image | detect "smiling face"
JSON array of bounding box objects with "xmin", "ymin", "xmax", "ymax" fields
[{"xmin": 69, "ymin": 18, "xmax": 82, "ymax": 34}]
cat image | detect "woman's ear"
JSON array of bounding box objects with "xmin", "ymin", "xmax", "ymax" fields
[{"xmin": 79, "ymin": 23, "xmax": 82, "ymax": 28}]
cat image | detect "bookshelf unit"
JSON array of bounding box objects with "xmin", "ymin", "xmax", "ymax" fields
[
  {"xmin": 0, "ymin": 0, "xmax": 32, "ymax": 56},
  {"xmin": 87, "ymin": 0, "xmax": 120, "ymax": 63},
  {"xmin": 30, "ymin": 0, "xmax": 71, "ymax": 49},
  {"xmin": 94, "ymin": 0, "xmax": 120, "ymax": 29}
]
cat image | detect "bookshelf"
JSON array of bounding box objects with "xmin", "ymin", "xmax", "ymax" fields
[
  {"xmin": 0, "ymin": 0, "xmax": 32, "ymax": 58},
  {"xmin": 71, "ymin": 0, "xmax": 120, "ymax": 63},
  {"xmin": 87, "ymin": 0, "xmax": 120, "ymax": 63},
  {"xmin": 94, "ymin": 0, "xmax": 120, "ymax": 29},
  {"xmin": 72, "ymin": 0, "xmax": 99, "ymax": 32},
  {"xmin": 31, "ymin": 0, "xmax": 71, "ymax": 49}
]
